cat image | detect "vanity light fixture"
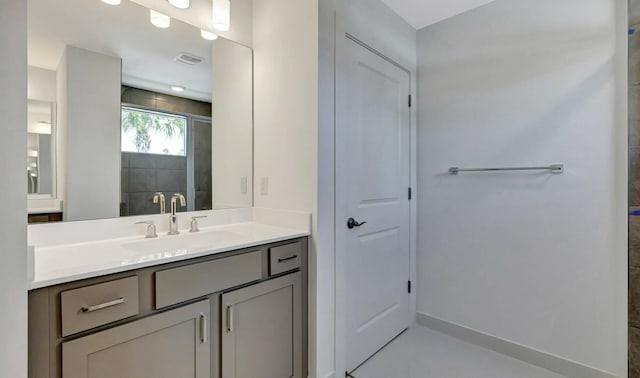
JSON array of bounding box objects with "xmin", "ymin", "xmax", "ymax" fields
[
  {"xmin": 212, "ymin": 0, "xmax": 230, "ymax": 31},
  {"xmin": 31, "ymin": 121, "xmax": 52, "ymax": 135},
  {"xmin": 170, "ymin": 85, "xmax": 185, "ymax": 92},
  {"xmin": 150, "ymin": 9, "xmax": 171, "ymax": 29},
  {"xmin": 101, "ymin": 0, "xmax": 121, "ymax": 5},
  {"xmin": 168, "ymin": 0, "xmax": 190, "ymax": 9},
  {"xmin": 200, "ymin": 29, "xmax": 219, "ymax": 41},
  {"xmin": 27, "ymin": 121, "xmax": 49, "ymax": 134}
]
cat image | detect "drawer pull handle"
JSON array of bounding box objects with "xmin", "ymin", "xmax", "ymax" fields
[
  {"xmin": 200, "ymin": 313, "xmax": 208, "ymax": 344},
  {"xmin": 81, "ymin": 297, "xmax": 125, "ymax": 313},
  {"xmin": 226, "ymin": 305, "xmax": 233, "ymax": 333},
  {"xmin": 277, "ymin": 255, "xmax": 298, "ymax": 263}
]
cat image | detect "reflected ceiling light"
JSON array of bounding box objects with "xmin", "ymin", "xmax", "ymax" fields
[
  {"xmin": 150, "ymin": 10, "xmax": 171, "ymax": 28},
  {"xmin": 212, "ymin": 0, "xmax": 230, "ymax": 31},
  {"xmin": 30, "ymin": 172, "xmax": 37, "ymax": 177},
  {"xmin": 101, "ymin": 0, "xmax": 121, "ymax": 5},
  {"xmin": 29, "ymin": 162, "xmax": 37, "ymax": 168},
  {"xmin": 28, "ymin": 149, "xmax": 38, "ymax": 158},
  {"xmin": 168, "ymin": 0, "xmax": 190, "ymax": 9},
  {"xmin": 171, "ymin": 85, "xmax": 185, "ymax": 92},
  {"xmin": 200, "ymin": 29, "xmax": 219, "ymax": 41},
  {"xmin": 29, "ymin": 121, "xmax": 52, "ymax": 135}
]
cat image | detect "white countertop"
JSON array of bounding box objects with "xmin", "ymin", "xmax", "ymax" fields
[
  {"xmin": 30, "ymin": 221, "xmax": 309, "ymax": 290},
  {"xmin": 28, "ymin": 207, "xmax": 63, "ymax": 215}
]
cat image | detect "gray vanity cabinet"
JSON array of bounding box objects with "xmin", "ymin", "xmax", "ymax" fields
[
  {"xmin": 28, "ymin": 237, "xmax": 308, "ymax": 378},
  {"xmin": 221, "ymin": 272, "xmax": 302, "ymax": 378},
  {"xmin": 62, "ymin": 299, "xmax": 210, "ymax": 378}
]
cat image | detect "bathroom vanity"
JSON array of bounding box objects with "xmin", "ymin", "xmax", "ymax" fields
[
  {"xmin": 28, "ymin": 217, "xmax": 308, "ymax": 378},
  {"xmin": 25, "ymin": 0, "xmax": 310, "ymax": 375}
]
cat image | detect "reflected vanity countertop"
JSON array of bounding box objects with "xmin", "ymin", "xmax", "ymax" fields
[
  {"xmin": 30, "ymin": 222, "xmax": 309, "ymax": 290},
  {"xmin": 28, "ymin": 207, "xmax": 63, "ymax": 215}
]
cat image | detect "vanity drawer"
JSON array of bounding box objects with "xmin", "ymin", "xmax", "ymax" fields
[
  {"xmin": 61, "ymin": 276, "xmax": 139, "ymax": 337},
  {"xmin": 269, "ymin": 242, "xmax": 302, "ymax": 276},
  {"xmin": 155, "ymin": 251, "xmax": 262, "ymax": 309}
]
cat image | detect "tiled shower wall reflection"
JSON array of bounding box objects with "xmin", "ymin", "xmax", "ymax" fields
[
  {"xmin": 631, "ymin": 1, "xmax": 640, "ymax": 375},
  {"xmin": 119, "ymin": 86, "xmax": 213, "ymax": 217}
]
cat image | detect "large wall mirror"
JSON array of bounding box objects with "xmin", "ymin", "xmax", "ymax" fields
[{"xmin": 27, "ymin": 0, "xmax": 253, "ymax": 223}]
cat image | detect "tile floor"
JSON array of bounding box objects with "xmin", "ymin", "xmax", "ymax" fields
[{"xmin": 350, "ymin": 326, "xmax": 565, "ymax": 378}]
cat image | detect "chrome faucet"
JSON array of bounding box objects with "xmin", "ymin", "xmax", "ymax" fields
[
  {"xmin": 153, "ymin": 192, "xmax": 166, "ymax": 214},
  {"xmin": 168, "ymin": 193, "xmax": 186, "ymax": 235}
]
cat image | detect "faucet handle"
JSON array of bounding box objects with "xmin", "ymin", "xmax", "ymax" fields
[
  {"xmin": 189, "ymin": 216, "xmax": 208, "ymax": 233},
  {"xmin": 135, "ymin": 221, "xmax": 158, "ymax": 239}
]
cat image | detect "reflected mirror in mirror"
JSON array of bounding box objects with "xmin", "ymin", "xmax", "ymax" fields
[
  {"xmin": 27, "ymin": 0, "xmax": 253, "ymax": 223},
  {"xmin": 27, "ymin": 100, "xmax": 55, "ymax": 197}
]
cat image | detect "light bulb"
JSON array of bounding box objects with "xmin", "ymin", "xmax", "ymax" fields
[
  {"xmin": 201, "ymin": 29, "xmax": 219, "ymax": 41},
  {"xmin": 212, "ymin": 0, "xmax": 230, "ymax": 31},
  {"xmin": 150, "ymin": 10, "xmax": 171, "ymax": 29},
  {"xmin": 168, "ymin": 0, "xmax": 190, "ymax": 9}
]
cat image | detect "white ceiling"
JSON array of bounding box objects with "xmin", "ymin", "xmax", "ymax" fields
[
  {"xmin": 28, "ymin": 0, "xmax": 215, "ymax": 101},
  {"xmin": 380, "ymin": 0, "xmax": 498, "ymax": 30}
]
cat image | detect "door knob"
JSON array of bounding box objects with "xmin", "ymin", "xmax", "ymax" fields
[{"xmin": 347, "ymin": 218, "xmax": 367, "ymax": 229}]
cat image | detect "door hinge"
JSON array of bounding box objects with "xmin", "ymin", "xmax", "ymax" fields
[
  {"xmin": 408, "ymin": 94, "xmax": 412, "ymax": 108},
  {"xmin": 408, "ymin": 187, "xmax": 412, "ymax": 200},
  {"xmin": 408, "ymin": 280, "xmax": 412, "ymax": 294}
]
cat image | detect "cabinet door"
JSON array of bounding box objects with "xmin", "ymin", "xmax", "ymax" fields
[
  {"xmin": 222, "ymin": 272, "xmax": 302, "ymax": 378},
  {"xmin": 62, "ymin": 299, "xmax": 210, "ymax": 378}
]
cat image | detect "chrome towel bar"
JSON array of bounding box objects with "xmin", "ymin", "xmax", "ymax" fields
[{"xmin": 449, "ymin": 164, "xmax": 564, "ymax": 175}]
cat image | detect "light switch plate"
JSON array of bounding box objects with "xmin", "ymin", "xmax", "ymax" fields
[{"xmin": 241, "ymin": 177, "xmax": 248, "ymax": 194}]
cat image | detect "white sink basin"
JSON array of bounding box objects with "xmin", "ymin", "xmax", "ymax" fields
[{"xmin": 122, "ymin": 230, "xmax": 245, "ymax": 254}]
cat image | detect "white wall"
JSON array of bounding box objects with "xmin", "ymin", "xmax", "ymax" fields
[
  {"xmin": 58, "ymin": 46, "xmax": 122, "ymax": 221},
  {"xmin": 252, "ymin": 0, "xmax": 319, "ymax": 375},
  {"xmin": 211, "ymin": 38, "xmax": 253, "ymax": 208},
  {"xmin": 252, "ymin": 0, "xmax": 318, "ymax": 212},
  {"xmin": 0, "ymin": 0, "xmax": 28, "ymax": 376},
  {"xmin": 416, "ymin": 0, "xmax": 627, "ymax": 375},
  {"xmin": 318, "ymin": 0, "xmax": 417, "ymax": 376},
  {"xmin": 27, "ymin": 66, "xmax": 56, "ymax": 102}
]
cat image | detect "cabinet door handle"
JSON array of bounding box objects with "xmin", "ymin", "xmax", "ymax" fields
[
  {"xmin": 81, "ymin": 297, "xmax": 125, "ymax": 313},
  {"xmin": 226, "ymin": 305, "xmax": 233, "ymax": 333},
  {"xmin": 200, "ymin": 313, "xmax": 208, "ymax": 344},
  {"xmin": 277, "ymin": 255, "xmax": 298, "ymax": 263}
]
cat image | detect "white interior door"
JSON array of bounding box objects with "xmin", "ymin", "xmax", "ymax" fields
[{"xmin": 336, "ymin": 36, "xmax": 412, "ymax": 373}]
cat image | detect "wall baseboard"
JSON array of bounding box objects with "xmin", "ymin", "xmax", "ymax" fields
[{"xmin": 416, "ymin": 313, "xmax": 617, "ymax": 378}]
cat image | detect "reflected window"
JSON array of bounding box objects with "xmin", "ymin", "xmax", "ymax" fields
[{"xmin": 121, "ymin": 107, "xmax": 187, "ymax": 156}]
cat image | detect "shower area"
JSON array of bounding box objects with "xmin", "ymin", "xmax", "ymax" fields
[
  {"xmin": 631, "ymin": 1, "xmax": 640, "ymax": 375},
  {"xmin": 119, "ymin": 86, "xmax": 213, "ymax": 216}
]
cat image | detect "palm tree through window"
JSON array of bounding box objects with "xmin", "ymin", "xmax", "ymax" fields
[{"xmin": 121, "ymin": 107, "xmax": 187, "ymax": 156}]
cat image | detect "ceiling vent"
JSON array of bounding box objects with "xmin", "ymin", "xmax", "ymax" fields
[{"xmin": 174, "ymin": 52, "xmax": 204, "ymax": 65}]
